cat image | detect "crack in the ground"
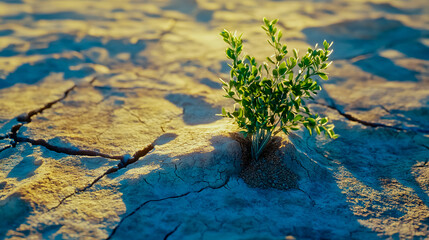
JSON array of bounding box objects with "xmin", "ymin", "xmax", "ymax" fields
[
  {"xmin": 16, "ymin": 136, "xmax": 123, "ymax": 160},
  {"xmin": 106, "ymin": 176, "xmax": 230, "ymax": 240},
  {"xmin": 0, "ymin": 75, "xmax": 161, "ymax": 214},
  {"xmin": 16, "ymin": 84, "xmax": 77, "ymax": 123},
  {"xmin": 48, "ymin": 143, "xmax": 154, "ymax": 211},
  {"xmin": 313, "ymin": 102, "xmax": 429, "ymax": 134},
  {"xmin": 3, "ymin": 77, "xmax": 97, "ymax": 145},
  {"xmin": 163, "ymin": 223, "xmax": 182, "ymax": 240},
  {"xmin": 123, "ymin": 107, "xmax": 147, "ymax": 125},
  {"xmin": 379, "ymin": 105, "xmax": 391, "ymax": 114},
  {"xmin": 142, "ymin": 177, "xmax": 154, "ymax": 187},
  {"xmin": 296, "ymin": 187, "xmax": 316, "ymax": 206},
  {"xmin": 93, "ymin": 85, "xmax": 169, "ymax": 92},
  {"xmin": 133, "ymin": 18, "xmax": 176, "ymax": 44},
  {"xmin": 0, "ymin": 74, "xmax": 159, "ymax": 212},
  {"xmin": 174, "ymin": 164, "xmax": 186, "ymax": 182},
  {"xmin": 0, "ymin": 133, "xmax": 9, "ymax": 140},
  {"xmin": 160, "ymin": 113, "xmax": 183, "ymax": 133},
  {"xmin": 158, "ymin": 18, "xmax": 177, "ymax": 41},
  {"xmin": 1, "ymin": 76, "xmax": 147, "ymax": 165},
  {"xmin": 416, "ymin": 161, "xmax": 428, "ymax": 167},
  {"xmin": 419, "ymin": 144, "xmax": 429, "ymax": 151},
  {"xmin": 0, "ymin": 145, "xmax": 11, "ymax": 153},
  {"xmin": 291, "ymin": 153, "xmax": 311, "ymax": 179}
]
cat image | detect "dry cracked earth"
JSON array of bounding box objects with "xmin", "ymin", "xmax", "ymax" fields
[{"xmin": 0, "ymin": 0, "xmax": 429, "ymax": 239}]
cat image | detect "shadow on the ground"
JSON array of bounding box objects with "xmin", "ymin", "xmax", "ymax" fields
[
  {"xmin": 165, "ymin": 93, "xmax": 222, "ymax": 125},
  {"xmin": 302, "ymin": 17, "xmax": 427, "ymax": 82},
  {"xmin": 0, "ymin": 33, "xmax": 148, "ymax": 89}
]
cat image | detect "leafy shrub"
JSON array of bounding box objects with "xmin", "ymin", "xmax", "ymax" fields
[{"xmin": 220, "ymin": 18, "xmax": 338, "ymax": 160}]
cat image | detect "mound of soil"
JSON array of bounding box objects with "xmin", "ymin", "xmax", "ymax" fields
[{"xmin": 232, "ymin": 134, "xmax": 299, "ymax": 190}]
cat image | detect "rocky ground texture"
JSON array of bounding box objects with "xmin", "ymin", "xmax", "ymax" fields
[{"xmin": 0, "ymin": 0, "xmax": 429, "ymax": 239}]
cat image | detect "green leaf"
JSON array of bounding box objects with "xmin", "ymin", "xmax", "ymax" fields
[
  {"xmin": 237, "ymin": 45, "xmax": 243, "ymax": 54},
  {"xmin": 327, "ymin": 129, "xmax": 338, "ymax": 139},
  {"xmin": 266, "ymin": 57, "xmax": 275, "ymax": 64},
  {"xmin": 226, "ymin": 48, "xmax": 234, "ymax": 59},
  {"xmin": 323, "ymin": 40, "xmax": 329, "ymax": 50},
  {"xmin": 219, "ymin": 78, "xmax": 228, "ymax": 86},
  {"xmin": 263, "ymin": 17, "xmax": 270, "ymax": 26},
  {"xmin": 272, "ymin": 69, "xmax": 278, "ymax": 77},
  {"xmin": 322, "ymin": 61, "xmax": 332, "ymax": 69},
  {"xmin": 279, "ymin": 62, "xmax": 287, "ymax": 75},
  {"xmin": 220, "ymin": 30, "xmax": 229, "ymax": 38},
  {"xmin": 315, "ymin": 126, "xmax": 321, "ymax": 135},
  {"xmin": 293, "ymin": 115, "xmax": 303, "ymax": 122},
  {"xmin": 307, "ymin": 117, "xmax": 316, "ymax": 125},
  {"xmin": 277, "ymin": 31, "xmax": 282, "ymax": 41},
  {"xmin": 320, "ymin": 117, "xmax": 328, "ymax": 125},
  {"xmin": 318, "ymin": 72, "xmax": 329, "ymax": 80},
  {"xmin": 293, "ymin": 49, "xmax": 298, "ymax": 58},
  {"xmin": 238, "ymin": 108, "xmax": 244, "ymax": 118},
  {"xmin": 252, "ymin": 66, "xmax": 258, "ymax": 75},
  {"xmin": 282, "ymin": 45, "xmax": 288, "ymax": 54}
]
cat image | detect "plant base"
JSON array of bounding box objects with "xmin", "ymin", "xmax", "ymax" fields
[{"xmin": 231, "ymin": 133, "xmax": 298, "ymax": 190}]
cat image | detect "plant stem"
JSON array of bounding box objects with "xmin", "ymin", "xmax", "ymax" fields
[{"xmin": 251, "ymin": 128, "xmax": 272, "ymax": 160}]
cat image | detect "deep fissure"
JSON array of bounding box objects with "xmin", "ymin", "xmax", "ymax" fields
[{"xmin": 2, "ymin": 77, "xmax": 97, "ymax": 152}]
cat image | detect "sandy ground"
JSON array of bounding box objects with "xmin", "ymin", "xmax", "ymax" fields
[{"xmin": 0, "ymin": 0, "xmax": 428, "ymax": 239}]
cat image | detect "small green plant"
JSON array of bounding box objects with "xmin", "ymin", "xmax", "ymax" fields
[{"xmin": 220, "ymin": 18, "xmax": 338, "ymax": 161}]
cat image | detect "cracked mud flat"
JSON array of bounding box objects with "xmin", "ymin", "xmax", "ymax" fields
[{"xmin": 0, "ymin": 0, "xmax": 428, "ymax": 239}]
